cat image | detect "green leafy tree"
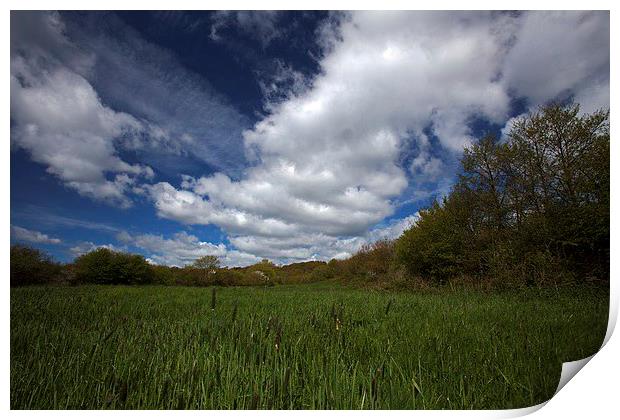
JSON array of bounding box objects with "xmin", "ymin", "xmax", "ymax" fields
[
  {"xmin": 74, "ymin": 248, "xmax": 154, "ymax": 285},
  {"xmin": 10, "ymin": 245, "xmax": 61, "ymax": 286},
  {"xmin": 396, "ymin": 103, "xmax": 609, "ymax": 285},
  {"xmin": 191, "ymin": 255, "xmax": 221, "ymax": 286}
]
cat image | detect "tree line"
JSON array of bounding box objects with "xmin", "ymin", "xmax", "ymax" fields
[
  {"xmin": 10, "ymin": 103, "xmax": 609, "ymax": 289},
  {"xmin": 394, "ymin": 103, "xmax": 609, "ymax": 287},
  {"xmin": 10, "ymin": 245, "xmax": 327, "ymax": 287}
]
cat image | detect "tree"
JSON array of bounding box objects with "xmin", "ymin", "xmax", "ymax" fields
[
  {"xmin": 507, "ymin": 103, "xmax": 609, "ymax": 278},
  {"xmin": 192, "ymin": 255, "xmax": 221, "ymax": 271},
  {"xmin": 10, "ymin": 245, "xmax": 61, "ymax": 286},
  {"xmin": 73, "ymin": 248, "xmax": 154, "ymax": 285},
  {"xmin": 396, "ymin": 102, "xmax": 609, "ymax": 285},
  {"xmin": 395, "ymin": 198, "xmax": 470, "ymax": 283},
  {"xmin": 191, "ymin": 255, "xmax": 221, "ymax": 286}
]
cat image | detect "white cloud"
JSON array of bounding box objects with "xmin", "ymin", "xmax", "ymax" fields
[
  {"xmin": 257, "ymin": 59, "xmax": 309, "ymax": 111},
  {"xmin": 113, "ymin": 214, "xmax": 416, "ymax": 268},
  {"xmin": 502, "ymin": 11, "xmax": 609, "ymax": 111},
  {"xmin": 14, "ymin": 208, "xmax": 121, "ymax": 233},
  {"xmin": 11, "ymin": 11, "xmax": 250, "ymax": 206},
  {"xmin": 145, "ymin": 11, "xmax": 608, "ymax": 264},
  {"xmin": 69, "ymin": 241, "xmax": 122, "ymax": 257},
  {"xmin": 10, "ymin": 12, "xmax": 154, "ymax": 208},
  {"xmin": 116, "ymin": 230, "xmax": 260, "ymax": 268},
  {"xmin": 572, "ymin": 80, "xmax": 610, "ymax": 115},
  {"xmin": 410, "ymin": 152, "xmax": 444, "ymax": 181},
  {"xmin": 147, "ymin": 11, "xmax": 516, "ymax": 259},
  {"xmin": 11, "ymin": 225, "xmax": 62, "ymax": 244},
  {"xmin": 11, "ymin": 11, "xmax": 609, "ymax": 266},
  {"xmin": 228, "ymin": 214, "xmax": 418, "ymax": 264},
  {"xmin": 64, "ymin": 12, "xmax": 250, "ymax": 176}
]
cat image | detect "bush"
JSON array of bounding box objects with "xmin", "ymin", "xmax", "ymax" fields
[
  {"xmin": 395, "ymin": 201, "xmax": 464, "ymax": 284},
  {"xmin": 73, "ymin": 248, "xmax": 155, "ymax": 285},
  {"xmin": 10, "ymin": 245, "xmax": 62, "ymax": 287},
  {"xmin": 308, "ymin": 264, "xmax": 335, "ymax": 282},
  {"xmin": 351, "ymin": 239, "xmax": 395, "ymax": 281},
  {"xmin": 244, "ymin": 259, "xmax": 279, "ymax": 285},
  {"xmin": 152, "ymin": 265, "xmax": 176, "ymax": 285},
  {"xmin": 212, "ymin": 269, "xmax": 245, "ymax": 286}
]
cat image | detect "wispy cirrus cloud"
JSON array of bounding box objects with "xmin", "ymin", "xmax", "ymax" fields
[
  {"xmin": 61, "ymin": 11, "xmax": 251, "ymax": 177},
  {"xmin": 11, "ymin": 11, "xmax": 153, "ymax": 208},
  {"xmin": 11, "ymin": 225, "xmax": 62, "ymax": 244},
  {"xmin": 210, "ymin": 11, "xmax": 283, "ymax": 48},
  {"xmin": 13, "ymin": 206, "xmax": 122, "ymax": 233},
  {"xmin": 10, "ymin": 11, "xmax": 251, "ymax": 208}
]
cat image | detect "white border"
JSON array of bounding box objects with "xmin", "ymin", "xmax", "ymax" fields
[{"xmin": 3, "ymin": 1, "xmax": 617, "ymax": 419}]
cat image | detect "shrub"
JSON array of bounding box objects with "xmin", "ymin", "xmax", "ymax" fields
[
  {"xmin": 173, "ymin": 267, "xmax": 201, "ymax": 286},
  {"xmin": 212, "ymin": 269, "xmax": 244, "ymax": 286},
  {"xmin": 244, "ymin": 259, "xmax": 279, "ymax": 284},
  {"xmin": 10, "ymin": 245, "xmax": 62, "ymax": 287},
  {"xmin": 73, "ymin": 248, "xmax": 154, "ymax": 285},
  {"xmin": 395, "ymin": 201, "xmax": 464, "ymax": 284},
  {"xmin": 151, "ymin": 265, "xmax": 176, "ymax": 285},
  {"xmin": 352, "ymin": 239, "xmax": 395, "ymax": 280},
  {"xmin": 308, "ymin": 264, "xmax": 335, "ymax": 282}
]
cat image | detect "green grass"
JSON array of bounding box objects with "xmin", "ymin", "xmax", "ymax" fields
[{"xmin": 11, "ymin": 283, "xmax": 608, "ymax": 409}]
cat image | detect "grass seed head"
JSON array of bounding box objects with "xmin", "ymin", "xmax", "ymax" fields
[{"xmin": 232, "ymin": 301, "xmax": 238, "ymax": 322}]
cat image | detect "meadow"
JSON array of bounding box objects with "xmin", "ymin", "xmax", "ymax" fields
[{"xmin": 11, "ymin": 283, "xmax": 608, "ymax": 410}]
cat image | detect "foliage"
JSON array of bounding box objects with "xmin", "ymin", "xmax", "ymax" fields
[
  {"xmin": 187, "ymin": 255, "xmax": 222, "ymax": 285},
  {"xmin": 73, "ymin": 248, "xmax": 154, "ymax": 285},
  {"xmin": 151, "ymin": 265, "xmax": 176, "ymax": 285},
  {"xmin": 244, "ymin": 259, "xmax": 279, "ymax": 285},
  {"xmin": 395, "ymin": 103, "xmax": 609, "ymax": 285},
  {"xmin": 277, "ymin": 261, "xmax": 329, "ymax": 283},
  {"xmin": 191, "ymin": 255, "xmax": 220, "ymax": 271},
  {"xmin": 10, "ymin": 245, "xmax": 61, "ymax": 287},
  {"xmin": 334, "ymin": 240, "xmax": 397, "ymax": 284}
]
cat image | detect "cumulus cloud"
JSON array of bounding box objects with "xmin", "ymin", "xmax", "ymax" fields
[
  {"xmin": 12, "ymin": 11, "xmax": 608, "ymax": 265},
  {"xmin": 69, "ymin": 241, "xmax": 122, "ymax": 257},
  {"xmin": 257, "ymin": 59, "xmax": 309, "ymax": 111},
  {"xmin": 113, "ymin": 214, "xmax": 416, "ymax": 268},
  {"xmin": 11, "ymin": 11, "xmax": 250, "ymax": 206},
  {"xmin": 410, "ymin": 152, "xmax": 445, "ymax": 181},
  {"xmin": 11, "ymin": 225, "xmax": 62, "ymax": 244},
  {"xmin": 146, "ymin": 11, "xmax": 516, "ymax": 258},
  {"xmin": 145, "ymin": 11, "xmax": 608, "ymax": 264},
  {"xmin": 116, "ymin": 230, "xmax": 260, "ymax": 267},
  {"xmin": 10, "ymin": 11, "xmax": 154, "ymax": 207},
  {"xmin": 228, "ymin": 214, "xmax": 418, "ymax": 263},
  {"xmin": 502, "ymin": 11, "xmax": 609, "ymax": 112}
]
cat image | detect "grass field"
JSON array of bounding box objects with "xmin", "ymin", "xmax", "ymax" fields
[{"xmin": 10, "ymin": 283, "xmax": 608, "ymax": 409}]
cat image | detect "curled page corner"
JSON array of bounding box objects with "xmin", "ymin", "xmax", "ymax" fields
[
  {"xmin": 502, "ymin": 294, "xmax": 616, "ymax": 417},
  {"xmin": 553, "ymin": 355, "xmax": 595, "ymax": 396},
  {"xmin": 498, "ymin": 356, "xmax": 595, "ymax": 418}
]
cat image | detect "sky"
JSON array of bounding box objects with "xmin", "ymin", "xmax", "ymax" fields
[{"xmin": 10, "ymin": 10, "xmax": 610, "ymax": 267}]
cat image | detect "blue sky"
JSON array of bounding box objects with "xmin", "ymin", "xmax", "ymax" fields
[{"xmin": 10, "ymin": 11, "xmax": 609, "ymax": 266}]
